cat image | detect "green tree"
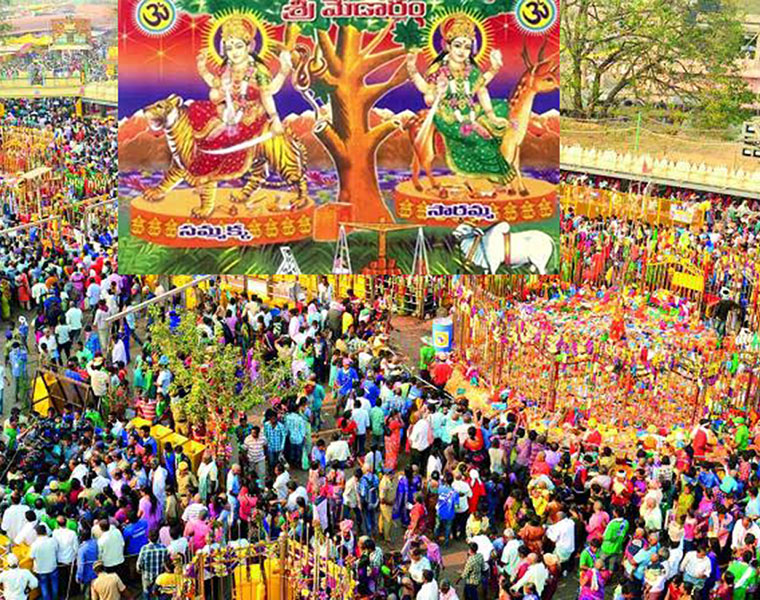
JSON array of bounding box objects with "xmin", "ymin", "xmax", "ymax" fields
[
  {"xmin": 560, "ymin": 0, "xmax": 753, "ymax": 125},
  {"xmin": 148, "ymin": 306, "xmax": 292, "ymax": 453}
]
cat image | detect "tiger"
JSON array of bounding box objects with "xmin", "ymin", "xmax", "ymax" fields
[{"xmin": 141, "ymin": 94, "xmax": 308, "ymax": 218}]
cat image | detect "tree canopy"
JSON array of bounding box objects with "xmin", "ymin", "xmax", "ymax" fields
[
  {"xmin": 560, "ymin": 0, "xmax": 754, "ymax": 127},
  {"xmin": 148, "ymin": 305, "xmax": 292, "ymax": 450}
]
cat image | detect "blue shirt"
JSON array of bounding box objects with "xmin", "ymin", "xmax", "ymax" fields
[
  {"xmin": 76, "ymin": 539, "xmax": 98, "ymax": 584},
  {"xmin": 362, "ymin": 381, "xmax": 380, "ymax": 406},
  {"xmin": 139, "ymin": 436, "xmax": 158, "ymax": 456},
  {"xmin": 64, "ymin": 369, "xmax": 84, "ymax": 382},
  {"xmin": 436, "ymin": 484, "xmax": 458, "ymax": 521},
  {"xmin": 309, "ymin": 385, "xmax": 325, "ymax": 411},
  {"xmin": 284, "ymin": 412, "xmax": 307, "ymax": 445},
  {"xmin": 264, "ymin": 421, "xmax": 286, "ymax": 452},
  {"xmin": 311, "ymin": 447, "xmax": 326, "ymax": 469},
  {"xmin": 165, "ymin": 452, "xmax": 176, "ymax": 481},
  {"xmin": 336, "ymin": 367, "xmax": 358, "ymax": 396},
  {"xmin": 9, "ymin": 347, "xmax": 27, "ymax": 378},
  {"xmin": 632, "ymin": 545, "xmax": 658, "ymax": 581},
  {"xmin": 699, "ymin": 471, "xmax": 720, "ymax": 490},
  {"xmin": 358, "ymin": 473, "xmax": 379, "ymax": 506},
  {"xmin": 123, "ymin": 519, "xmax": 149, "ymax": 556}
]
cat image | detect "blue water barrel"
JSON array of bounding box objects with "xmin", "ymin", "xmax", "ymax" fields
[{"xmin": 432, "ymin": 317, "xmax": 453, "ymax": 352}]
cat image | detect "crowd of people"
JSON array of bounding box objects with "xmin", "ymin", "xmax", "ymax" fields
[
  {"xmin": 0, "ymin": 264, "xmax": 758, "ymax": 600},
  {"xmin": 0, "ymin": 37, "xmax": 115, "ymax": 83},
  {"xmin": 559, "ymin": 173, "xmax": 759, "ymax": 333},
  {"xmin": 560, "ymin": 172, "xmax": 760, "ymax": 223}
]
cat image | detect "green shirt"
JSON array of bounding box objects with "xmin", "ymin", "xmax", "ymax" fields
[
  {"xmin": 736, "ymin": 425, "xmax": 749, "ymax": 451},
  {"xmin": 419, "ymin": 346, "xmax": 435, "ymax": 370},
  {"xmin": 579, "ymin": 547, "xmax": 597, "ymax": 576},
  {"xmin": 84, "ymin": 410, "xmax": 105, "ymax": 429},
  {"xmin": 370, "ymin": 406, "xmax": 385, "ymax": 437},
  {"xmin": 601, "ymin": 518, "xmax": 629, "ymax": 556},
  {"xmin": 76, "ymin": 348, "xmax": 93, "ymax": 365},
  {"xmin": 461, "ymin": 553, "xmax": 484, "ymax": 585},
  {"xmin": 728, "ymin": 560, "xmax": 756, "ymax": 600},
  {"xmin": 4, "ymin": 427, "xmax": 17, "ymax": 449}
]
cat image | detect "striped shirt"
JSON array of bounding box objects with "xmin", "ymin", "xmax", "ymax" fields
[
  {"xmin": 136, "ymin": 398, "xmax": 157, "ymax": 421},
  {"xmin": 244, "ymin": 434, "xmax": 266, "ymax": 463}
]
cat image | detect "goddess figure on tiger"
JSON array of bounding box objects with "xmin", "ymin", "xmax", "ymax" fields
[{"xmin": 141, "ymin": 14, "xmax": 308, "ymax": 218}]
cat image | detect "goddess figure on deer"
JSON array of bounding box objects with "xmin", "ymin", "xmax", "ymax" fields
[{"xmin": 405, "ymin": 14, "xmax": 558, "ymax": 197}]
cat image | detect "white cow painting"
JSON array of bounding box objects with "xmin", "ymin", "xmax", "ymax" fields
[{"xmin": 453, "ymin": 222, "xmax": 556, "ymax": 275}]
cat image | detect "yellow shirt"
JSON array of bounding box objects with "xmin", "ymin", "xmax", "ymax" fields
[{"xmin": 342, "ymin": 312, "xmax": 354, "ymax": 334}]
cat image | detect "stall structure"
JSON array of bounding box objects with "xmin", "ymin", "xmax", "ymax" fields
[
  {"xmin": 169, "ymin": 532, "xmax": 355, "ymax": 600},
  {"xmin": 560, "ymin": 183, "xmax": 708, "ymax": 230},
  {"xmin": 450, "ymin": 276, "xmax": 760, "ymax": 430},
  {"xmin": 0, "ymin": 126, "xmax": 56, "ymax": 173}
]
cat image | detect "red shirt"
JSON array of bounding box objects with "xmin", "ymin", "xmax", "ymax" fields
[{"xmin": 431, "ymin": 362, "xmax": 453, "ymax": 387}]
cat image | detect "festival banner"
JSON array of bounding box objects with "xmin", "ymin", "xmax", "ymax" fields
[{"xmin": 118, "ymin": 0, "xmax": 560, "ymax": 274}]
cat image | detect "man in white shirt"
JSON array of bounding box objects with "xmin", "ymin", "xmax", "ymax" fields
[
  {"xmin": 150, "ymin": 459, "xmax": 168, "ymax": 507},
  {"xmin": 409, "ymin": 413, "xmax": 432, "ymax": 466},
  {"xmin": 732, "ymin": 516, "xmax": 760, "ymax": 552},
  {"xmin": 0, "ymin": 554, "xmax": 38, "ymax": 600},
  {"xmin": 351, "ymin": 400, "xmax": 370, "ymax": 455},
  {"xmin": 451, "ymin": 472, "xmax": 472, "ymax": 542},
  {"xmin": 416, "ymin": 569, "xmax": 439, "ymax": 600},
  {"xmin": 285, "ymin": 481, "xmax": 309, "ymax": 512},
  {"xmin": 93, "ymin": 301, "xmax": 110, "ymax": 353},
  {"xmin": 647, "ymin": 547, "xmax": 680, "ymax": 597},
  {"xmin": 197, "ymin": 455, "xmax": 218, "ymax": 503},
  {"xmin": 31, "ymin": 281, "xmax": 48, "ymax": 307},
  {"xmin": 87, "ymin": 358, "xmax": 110, "ymax": 401},
  {"xmin": 546, "ymin": 511, "xmax": 576, "ymax": 564},
  {"xmin": 342, "ymin": 470, "xmax": 361, "ymax": 518},
  {"xmin": 96, "ymin": 520, "xmax": 125, "ymax": 570},
  {"xmin": 408, "ymin": 548, "xmax": 432, "ymax": 585},
  {"xmin": 53, "ymin": 516, "xmax": 78, "ymax": 591},
  {"xmin": 14, "ymin": 511, "xmax": 39, "ymax": 547},
  {"xmin": 29, "ymin": 526, "xmax": 58, "ymax": 598},
  {"xmin": 65, "ymin": 305, "xmax": 83, "ymax": 341},
  {"xmin": 501, "ymin": 529, "xmax": 523, "ymax": 579},
  {"xmin": 325, "ymin": 434, "xmax": 350, "ymax": 466},
  {"xmin": 680, "ymin": 546, "xmax": 711, "ymax": 589},
  {"xmin": 52, "ymin": 517, "xmax": 78, "ymax": 567},
  {"xmin": 181, "ymin": 495, "xmax": 206, "ymax": 523},
  {"xmin": 37, "ymin": 328, "xmax": 58, "ymax": 363},
  {"xmin": 2, "ymin": 494, "xmax": 29, "ymax": 541},
  {"xmin": 273, "ymin": 465, "xmax": 291, "ymax": 501}
]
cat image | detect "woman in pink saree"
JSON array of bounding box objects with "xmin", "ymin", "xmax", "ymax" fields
[{"xmin": 578, "ymin": 561, "xmax": 610, "ymax": 600}]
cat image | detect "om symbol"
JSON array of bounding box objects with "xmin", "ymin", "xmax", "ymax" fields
[
  {"xmin": 135, "ymin": 0, "xmax": 177, "ymax": 36},
  {"xmin": 514, "ymin": 0, "xmax": 557, "ymax": 33}
]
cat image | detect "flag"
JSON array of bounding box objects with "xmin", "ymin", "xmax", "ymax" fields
[{"xmin": 75, "ymin": 98, "xmax": 82, "ymax": 117}]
